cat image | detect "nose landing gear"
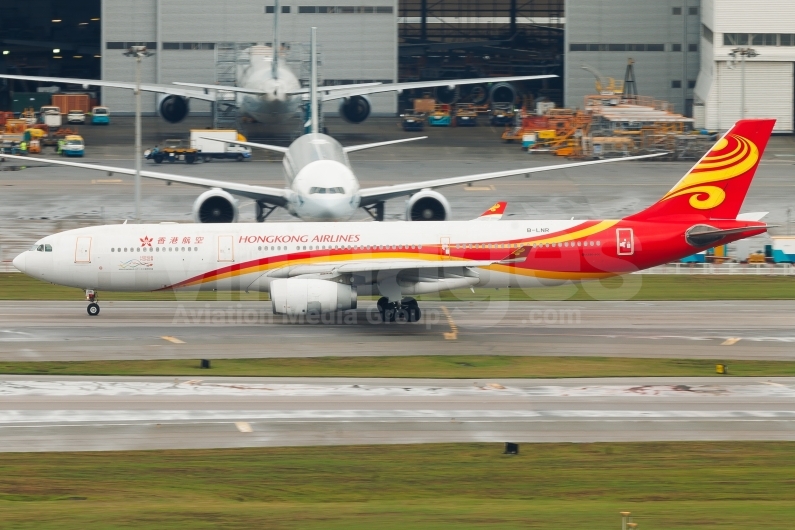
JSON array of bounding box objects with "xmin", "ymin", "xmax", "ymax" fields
[
  {"xmin": 86, "ymin": 290, "xmax": 100, "ymax": 316},
  {"xmin": 377, "ymin": 297, "xmax": 421, "ymax": 323}
]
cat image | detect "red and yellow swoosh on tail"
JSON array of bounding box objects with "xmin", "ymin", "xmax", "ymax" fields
[{"xmin": 661, "ymin": 134, "xmax": 759, "ymax": 210}]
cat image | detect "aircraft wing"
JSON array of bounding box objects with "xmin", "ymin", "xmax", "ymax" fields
[
  {"xmin": 0, "ymin": 74, "xmax": 217, "ymax": 102},
  {"xmin": 321, "ymin": 75, "xmax": 557, "ymax": 101},
  {"xmin": 358, "ymin": 153, "xmax": 665, "ymax": 206},
  {"xmin": 0, "ymin": 154, "xmax": 289, "ymax": 206}
]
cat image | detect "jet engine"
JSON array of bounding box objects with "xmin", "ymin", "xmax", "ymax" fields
[
  {"xmin": 489, "ymin": 82, "xmax": 517, "ymax": 105},
  {"xmin": 157, "ymin": 94, "xmax": 190, "ymax": 124},
  {"xmin": 339, "ymin": 95, "xmax": 371, "ymax": 123},
  {"xmin": 434, "ymin": 85, "xmax": 459, "ymax": 104},
  {"xmin": 192, "ymin": 189, "xmax": 239, "ymax": 223},
  {"xmin": 405, "ymin": 190, "xmax": 451, "ymax": 221},
  {"xmin": 271, "ymin": 279, "xmax": 357, "ymax": 316}
]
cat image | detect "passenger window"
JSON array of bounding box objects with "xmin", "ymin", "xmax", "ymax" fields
[{"xmin": 111, "ymin": 248, "xmax": 115, "ymax": 252}]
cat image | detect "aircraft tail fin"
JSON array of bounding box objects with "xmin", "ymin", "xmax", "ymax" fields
[
  {"xmin": 474, "ymin": 201, "xmax": 507, "ymax": 221},
  {"xmin": 272, "ymin": 0, "xmax": 280, "ymax": 80},
  {"xmin": 309, "ymin": 27, "xmax": 319, "ymax": 134},
  {"xmin": 625, "ymin": 119, "xmax": 775, "ymax": 222}
]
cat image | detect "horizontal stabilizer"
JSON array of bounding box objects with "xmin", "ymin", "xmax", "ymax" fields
[
  {"xmin": 685, "ymin": 224, "xmax": 775, "ymax": 246},
  {"xmin": 343, "ymin": 136, "xmax": 428, "ymax": 153},
  {"xmin": 198, "ymin": 137, "xmax": 288, "ymax": 154},
  {"xmin": 737, "ymin": 212, "xmax": 769, "ymax": 221}
]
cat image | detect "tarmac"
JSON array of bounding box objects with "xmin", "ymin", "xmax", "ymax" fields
[
  {"xmin": 1, "ymin": 300, "xmax": 793, "ymax": 362},
  {"xmin": 1, "ymin": 375, "xmax": 794, "ymax": 452},
  {"xmin": 1, "ymin": 117, "xmax": 795, "ymax": 452}
]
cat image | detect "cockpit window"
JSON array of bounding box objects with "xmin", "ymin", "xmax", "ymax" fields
[
  {"xmin": 44, "ymin": 244, "xmax": 52, "ymax": 252},
  {"xmin": 309, "ymin": 187, "xmax": 345, "ymax": 194},
  {"xmin": 36, "ymin": 245, "xmax": 44, "ymax": 252}
]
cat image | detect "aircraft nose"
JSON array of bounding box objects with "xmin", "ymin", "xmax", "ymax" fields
[{"xmin": 12, "ymin": 253, "xmax": 26, "ymax": 273}]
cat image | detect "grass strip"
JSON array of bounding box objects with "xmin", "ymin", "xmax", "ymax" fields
[
  {"xmin": 1, "ymin": 272, "xmax": 794, "ymax": 301},
  {"xmin": 2, "ymin": 355, "xmax": 795, "ymax": 378},
  {"xmin": 0, "ymin": 442, "xmax": 794, "ymax": 529}
]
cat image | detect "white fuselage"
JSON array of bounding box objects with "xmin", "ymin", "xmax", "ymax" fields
[
  {"xmin": 236, "ymin": 47, "xmax": 302, "ymax": 125},
  {"xmin": 14, "ymin": 220, "xmax": 601, "ymax": 297},
  {"xmin": 281, "ymin": 134, "xmax": 361, "ymax": 222}
]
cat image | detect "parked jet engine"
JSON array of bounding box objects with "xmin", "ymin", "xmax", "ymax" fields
[
  {"xmin": 405, "ymin": 190, "xmax": 451, "ymax": 221},
  {"xmin": 339, "ymin": 95, "xmax": 371, "ymax": 123},
  {"xmin": 489, "ymin": 82, "xmax": 517, "ymax": 104},
  {"xmin": 271, "ymin": 279, "xmax": 358, "ymax": 316},
  {"xmin": 434, "ymin": 85, "xmax": 460, "ymax": 104},
  {"xmin": 192, "ymin": 189, "xmax": 239, "ymax": 223},
  {"xmin": 157, "ymin": 94, "xmax": 190, "ymax": 124}
]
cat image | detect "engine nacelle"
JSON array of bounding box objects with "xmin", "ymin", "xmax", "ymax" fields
[
  {"xmin": 339, "ymin": 95, "xmax": 371, "ymax": 123},
  {"xmin": 192, "ymin": 189, "xmax": 239, "ymax": 223},
  {"xmin": 157, "ymin": 94, "xmax": 190, "ymax": 123},
  {"xmin": 489, "ymin": 82, "xmax": 517, "ymax": 105},
  {"xmin": 434, "ymin": 85, "xmax": 460, "ymax": 104},
  {"xmin": 405, "ymin": 190, "xmax": 451, "ymax": 221},
  {"xmin": 271, "ymin": 279, "xmax": 357, "ymax": 315}
]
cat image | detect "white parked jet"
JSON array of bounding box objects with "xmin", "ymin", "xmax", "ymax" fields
[{"xmin": 0, "ymin": 0, "xmax": 554, "ymax": 131}]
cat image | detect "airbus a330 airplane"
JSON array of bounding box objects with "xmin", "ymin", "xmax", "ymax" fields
[
  {"xmin": 13, "ymin": 119, "xmax": 776, "ymax": 322},
  {"xmin": 0, "ymin": 0, "xmax": 554, "ymax": 132}
]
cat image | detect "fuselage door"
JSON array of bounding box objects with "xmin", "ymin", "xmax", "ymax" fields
[
  {"xmin": 218, "ymin": 235, "xmax": 234, "ymax": 262},
  {"xmin": 75, "ymin": 236, "xmax": 92, "ymax": 263},
  {"xmin": 440, "ymin": 236, "xmax": 451, "ymax": 260},
  {"xmin": 616, "ymin": 228, "xmax": 634, "ymax": 256}
]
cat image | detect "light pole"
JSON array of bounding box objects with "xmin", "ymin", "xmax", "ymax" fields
[
  {"xmin": 728, "ymin": 47, "xmax": 759, "ymax": 119},
  {"xmin": 123, "ymin": 46, "xmax": 154, "ymax": 223}
]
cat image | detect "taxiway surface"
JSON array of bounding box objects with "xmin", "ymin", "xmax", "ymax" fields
[
  {"xmin": 1, "ymin": 300, "xmax": 793, "ymax": 361},
  {"xmin": 1, "ymin": 375, "xmax": 794, "ymax": 452}
]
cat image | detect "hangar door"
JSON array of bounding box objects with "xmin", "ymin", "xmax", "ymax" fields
[{"xmin": 717, "ymin": 61, "xmax": 793, "ymax": 132}]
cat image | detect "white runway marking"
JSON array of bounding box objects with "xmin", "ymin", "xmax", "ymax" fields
[
  {"xmin": 1, "ymin": 380, "xmax": 794, "ymax": 398},
  {"xmin": 1, "ymin": 409, "xmax": 795, "ymax": 426}
]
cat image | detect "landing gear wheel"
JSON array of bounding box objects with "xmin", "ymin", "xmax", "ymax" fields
[
  {"xmin": 376, "ymin": 297, "xmax": 389, "ymax": 312},
  {"xmin": 383, "ymin": 307, "xmax": 396, "ymax": 323},
  {"xmin": 87, "ymin": 303, "xmax": 100, "ymax": 316},
  {"xmin": 395, "ymin": 308, "xmax": 409, "ymax": 322},
  {"xmin": 407, "ymin": 306, "xmax": 421, "ymax": 323}
]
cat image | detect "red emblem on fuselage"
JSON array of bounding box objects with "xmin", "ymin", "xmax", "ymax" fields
[{"xmin": 140, "ymin": 236, "xmax": 153, "ymax": 247}]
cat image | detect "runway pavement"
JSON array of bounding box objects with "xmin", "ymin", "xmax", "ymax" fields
[
  {"xmin": 1, "ymin": 300, "xmax": 794, "ymax": 361},
  {"xmin": 1, "ymin": 375, "xmax": 795, "ymax": 452}
]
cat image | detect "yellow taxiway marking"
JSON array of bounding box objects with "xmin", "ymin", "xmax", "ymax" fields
[
  {"xmin": 235, "ymin": 422, "xmax": 253, "ymax": 433},
  {"xmin": 161, "ymin": 336, "xmax": 185, "ymax": 344},
  {"xmin": 464, "ymin": 185, "xmax": 495, "ymax": 191},
  {"xmin": 440, "ymin": 306, "xmax": 458, "ymax": 340},
  {"xmin": 91, "ymin": 179, "xmax": 123, "ymax": 184},
  {"xmin": 721, "ymin": 338, "xmax": 742, "ymax": 346}
]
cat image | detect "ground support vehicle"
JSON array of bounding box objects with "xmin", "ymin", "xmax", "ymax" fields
[
  {"xmin": 455, "ymin": 105, "xmax": 478, "ymax": 126},
  {"xmin": 67, "ymin": 110, "xmax": 86, "ymax": 124},
  {"xmin": 401, "ymin": 112, "xmax": 426, "ymax": 131},
  {"xmin": 145, "ymin": 140, "xmax": 200, "ymax": 164},
  {"xmin": 62, "ymin": 135, "xmax": 85, "ymax": 157},
  {"xmin": 189, "ymin": 130, "xmax": 251, "ymax": 162},
  {"xmin": 91, "ymin": 107, "xmax": 110, "ymax": 125}
]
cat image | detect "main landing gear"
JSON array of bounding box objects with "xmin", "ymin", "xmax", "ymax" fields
[
  {"xmin": 377, "ymin": 297, "xmax": 421, "ymax": 323},
  {"xmin": 86, "ymin": 290, "xmax": 100, "ymax": 316}
]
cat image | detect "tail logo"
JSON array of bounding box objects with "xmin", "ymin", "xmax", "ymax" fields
[
  {"xmin": 488, "ymin": 203, "xmax": 502, "ymax": 212},
  {"xmin": 661, "ymin": 134, "xmax": 759, "ymax": 210}
]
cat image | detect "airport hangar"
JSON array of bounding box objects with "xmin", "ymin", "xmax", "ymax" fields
[{"xmin": 563, "ymin": 0, "xmax": 795, "ymax": 133}]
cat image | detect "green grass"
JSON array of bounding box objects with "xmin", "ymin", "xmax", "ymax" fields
[
  {"xmin": 2, "ymin": 355, "xmax": 795, "ymax": 378},
  {"xmin": 1, "ymin": 442, "xmax": 794, "ymax": 528},
  {"xmin": 2, "ymin": 272, "xmax": 794, "ymax": 301}
]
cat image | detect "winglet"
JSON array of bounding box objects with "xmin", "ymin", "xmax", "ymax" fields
[
  {"xmin": 499, "ymin": 245, "xmax": 530, "ymax": 263},
  {"xmin": 474, "ymin": 201, "xmax": 507, "ymax": 221}
]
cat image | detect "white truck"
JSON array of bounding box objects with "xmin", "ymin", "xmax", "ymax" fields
[
  {"xmin": 40, "ymin": 106, "xmax": 62, "ymax": 128},
  {"xmin": 189, "ymin": 129, "xmax": 251, "ymax": 162}
]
